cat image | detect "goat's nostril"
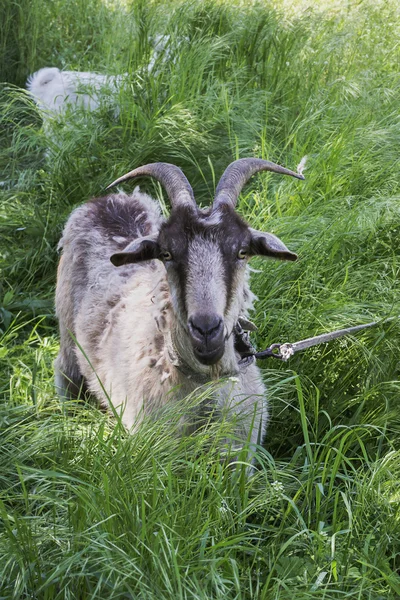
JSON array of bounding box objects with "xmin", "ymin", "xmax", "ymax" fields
[
  {"xmin": 189, "ymin": 315, "xmax": 223, "ymax": 339},
  {"xmin": 209, "ymin": 320, "xmax": 223, "ymax": 335},
  {"xmin": 189, "ymin": 319, "xmax": 204, "ymax": 336}
]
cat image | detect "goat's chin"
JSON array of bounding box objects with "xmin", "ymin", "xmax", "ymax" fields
[{"xmin": 193, "ymin": 344, "xmax": 225, "ymax": 366}]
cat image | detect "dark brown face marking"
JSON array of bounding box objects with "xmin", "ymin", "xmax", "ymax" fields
[
  {"xmin": 153, "ymin": 204, "xmax": 252, "ymax": 365},
  {"xmin": 158, "ymin": 205, "xmax": 250, "ymax": 320}
]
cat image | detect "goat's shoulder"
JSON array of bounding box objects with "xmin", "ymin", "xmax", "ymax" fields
[
  {"xmin": 59, "ymin": 188, "xmax": 163, "ymax": 252},
  {"xmin": 56, "ymin": 189, "xmax": 164, "ymax": 327}
]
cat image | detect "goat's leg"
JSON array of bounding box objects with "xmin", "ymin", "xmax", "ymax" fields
[{"xmin": 54, "ymin": 338, "xmax": 87, "ymax": 399}]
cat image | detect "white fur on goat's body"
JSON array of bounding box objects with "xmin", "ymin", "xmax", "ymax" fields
[
  {"xmin": 55, "ymin": 189, "xmax": 267, "ymax": 447},
  {"xmin": 26, "ymin": 67, "xmax": 121, "ymax": 115}
]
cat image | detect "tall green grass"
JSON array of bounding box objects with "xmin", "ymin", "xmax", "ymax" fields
[{"xmin": 1, "ymin": 0, "xmax": 400, "ymax": 597}]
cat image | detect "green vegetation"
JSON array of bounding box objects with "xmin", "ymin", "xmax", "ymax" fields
[{"xmin": 1, "ymin": 0, "xmax": 399, "ymax": 597}]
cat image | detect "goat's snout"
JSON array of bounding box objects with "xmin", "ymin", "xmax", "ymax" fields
[
  {"xmin": 188, "ymin": 314, "xmax": 225, "ymax": 365},
  {"xmin": 189, "ymin": 314, "xmax": 223, "ymax": 339}
]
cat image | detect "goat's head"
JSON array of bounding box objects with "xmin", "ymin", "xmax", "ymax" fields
[{"xmin": 108, "ymin": 160, "xmax": 303, "ymax": 366}]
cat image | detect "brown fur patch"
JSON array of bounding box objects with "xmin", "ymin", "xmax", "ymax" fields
[
  {"xmin": 158, "ymin": 315, "xmax": 167, "ymax": 331},
  {"xmin": 154, "ymin": 334, "xmax": 164, "ymax": 352}
]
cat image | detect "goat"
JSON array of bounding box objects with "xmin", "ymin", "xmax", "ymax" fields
[
  {"xmin": 55, "ymin": 159, "xmax": 303, "ymax": 452},
  {"xmin": 26, "ymin": 67, "xmax": 121, "ymax": 115},
  {"xmin": 26, "ymin": 37, "xmax": 173, "ymax": 117}
]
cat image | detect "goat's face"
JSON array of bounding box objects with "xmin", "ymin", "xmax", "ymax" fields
[
  {"xmin": 111, "ymin": 204, "xmax": 296, "ymax": 366},
  {"xmin": 159, "ymin": 206, "xmax": 250, "ymax": 364},
  {"xmin": 108, "ymin": 159, "xmax": 303, "ymax": 365}
]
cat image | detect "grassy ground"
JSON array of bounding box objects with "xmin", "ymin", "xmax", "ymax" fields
[{"xmin": 1, "ymin": 0, "xmax": 400, "ymax": 597}]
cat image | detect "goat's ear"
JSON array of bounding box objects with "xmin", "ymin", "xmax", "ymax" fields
[
  {"xmin": 249, "ymin": 228, "xmax": 297, "ymax": 261},
  {"xmin": 110, "ymin": 235, "xmax": 160, "ymax": 266}
]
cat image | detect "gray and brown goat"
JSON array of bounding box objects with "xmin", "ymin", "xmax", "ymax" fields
[{"xmin": 55, "ymin": 159, "xmax": 303, "ymax": 451}]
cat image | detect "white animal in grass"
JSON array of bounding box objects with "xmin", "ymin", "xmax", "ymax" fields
[
  {"xmin": 26, "ymin": 36, "xmax": 174, "ymax": 116},
  {"xmin": 55, "ymin": 159, "xmax": 304, "ymax": 455},
  {"xmin": 26, "ymin": 67, "xmax": 121, "ymax": 115}
]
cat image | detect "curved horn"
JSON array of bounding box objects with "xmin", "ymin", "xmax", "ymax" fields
[
  {"xmin": 106, "ymin": 162, "xmax": 197, "ymax": 210},
  {"xmin": 213, "ymin": 158, "xmax": 305, "ymax": 210}
]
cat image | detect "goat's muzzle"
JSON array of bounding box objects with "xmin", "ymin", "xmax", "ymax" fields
[{"xmin": 188, "ymin": 314, "xmax": 225, "ymax": 365}]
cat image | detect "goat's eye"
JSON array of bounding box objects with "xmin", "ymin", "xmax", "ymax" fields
[
  {"xmin": 237, "ymin": 249, "xmax": 247, "ymax": 259},
  {"xmin": 161, "ymin": 251, "xmax": 173, "ymax": 261}
]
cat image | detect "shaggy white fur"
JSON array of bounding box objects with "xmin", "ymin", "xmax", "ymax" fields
[{"xmin": 26, "ymin": 67, "xmax": 121, "ymax": 115}]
